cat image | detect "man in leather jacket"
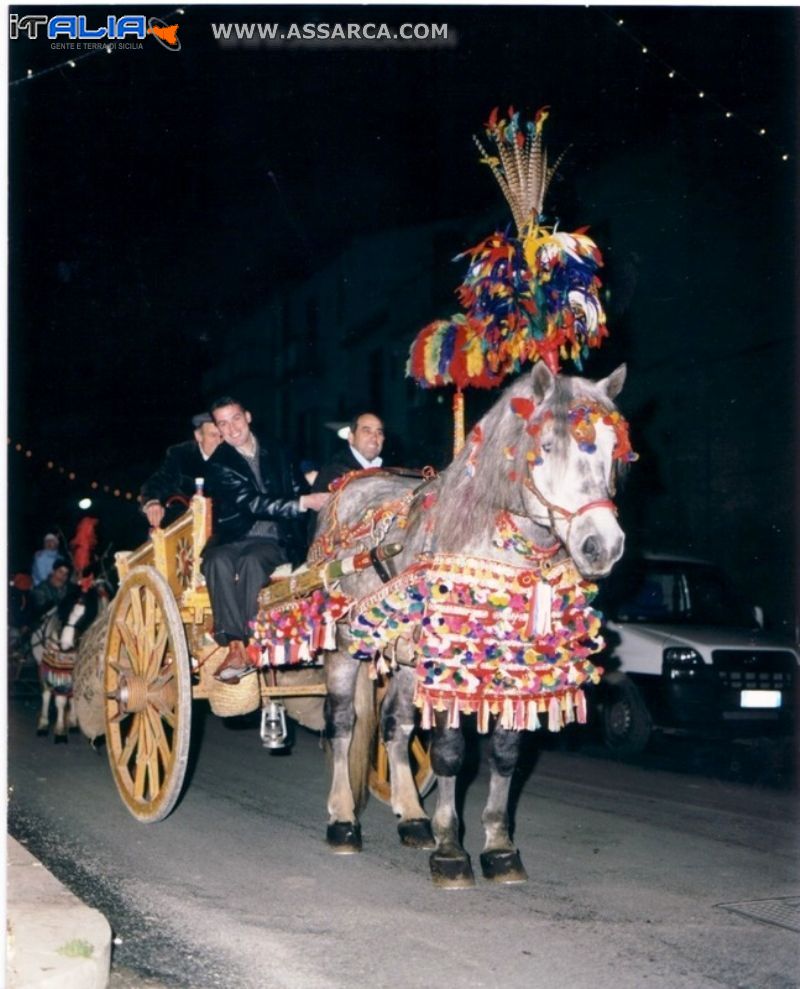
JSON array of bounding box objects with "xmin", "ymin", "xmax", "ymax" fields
[
  {"xmin": 139, "ymin": 413, "xmax": 221, "ymax": 529},
  {"xmin": 202, "ymin": 396, "xmax": 329, "ymax": 681}
]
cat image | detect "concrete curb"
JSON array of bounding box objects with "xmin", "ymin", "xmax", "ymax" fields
[{"xmin": 5, "ymin": 836, "xmax": 111, "ymax": 989}]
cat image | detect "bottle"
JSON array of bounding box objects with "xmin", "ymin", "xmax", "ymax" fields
[{"xmin": 195, "ymin": 477, "xmax": 204, "ymax": 496}]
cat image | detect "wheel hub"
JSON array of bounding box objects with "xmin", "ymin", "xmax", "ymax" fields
[{"xmin": 110, "ymin": 666, "xmax": 177, "ymax": 715}]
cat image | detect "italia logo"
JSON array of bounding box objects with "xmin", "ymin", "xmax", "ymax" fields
[{"xmin": 9, "ymin": 14, "xmax": 181, "ymax": 50}]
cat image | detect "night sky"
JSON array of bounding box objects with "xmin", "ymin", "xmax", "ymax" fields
[{"xmin": 7, "ymin": 5, "xmax": 798, "ymax": 576}]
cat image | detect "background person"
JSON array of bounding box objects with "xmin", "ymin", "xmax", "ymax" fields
[
  {"xmin": 30, "ymin": 558, "xmax": 73, "ymax": 623},
  {"xmin": 31, "ymin": 533, "xmax": 61, "ymax": 586},
  {"xmin": 139, "ymin": 412, "xmax": 222, "ymax": 529}
]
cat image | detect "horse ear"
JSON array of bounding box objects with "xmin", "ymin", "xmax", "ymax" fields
[
  {"xmin": 599, "ymin": 363, "xmax": 627, "ymax": 400},
  {"xmin": 531, "ymin": 361, "xmax": 555, "ymax": 403}
]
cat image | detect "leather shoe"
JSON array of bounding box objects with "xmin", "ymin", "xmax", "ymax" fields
[{"xmin": 214, "ymin": 640, "xmax": 259, "ymax": 684}]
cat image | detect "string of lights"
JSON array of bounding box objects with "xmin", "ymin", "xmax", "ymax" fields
[
  {"xmin": 8, "ymin": 8, "xmax": 185, "ymax": 87},
  {"xmin": 600, "ymin": 10, "xmax": 791, "ymax": 163},
  {"xmin": 8, "ymin": 438, "xmax": 137, "ymax": 501}
]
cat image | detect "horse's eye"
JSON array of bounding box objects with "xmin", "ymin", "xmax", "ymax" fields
[{"xmin": 541, "ymin": 441, "xmax": 553, "ymax": 454}]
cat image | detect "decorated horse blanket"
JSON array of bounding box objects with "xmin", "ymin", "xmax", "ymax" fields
[{"xmin": 346, "ymin": 554, "xmax": 603, "ymax": 732}]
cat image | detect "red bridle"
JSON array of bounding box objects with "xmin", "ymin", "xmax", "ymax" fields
[{"xmin": 524, "ymin": 476, "xmax": 617, "ymax": 532}]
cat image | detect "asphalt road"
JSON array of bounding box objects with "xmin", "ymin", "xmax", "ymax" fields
[{"xmin": 7, "ymin": 680, "xmax": 800, "ymax": 989}]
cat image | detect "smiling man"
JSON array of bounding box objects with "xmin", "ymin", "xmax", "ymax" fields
[
  {"xmin": 311, "ymin": 412, "xmax": 386, "ymax": 494},
  {"xmin": 202, "ymin": 396, "xmax": 329, "ymax": 682}
]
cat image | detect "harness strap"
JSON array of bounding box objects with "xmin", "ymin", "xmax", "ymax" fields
[
  {"xmin": 524, "ymin": 477, "xmax": 617, "ymax": 525},
  {"xmin": 369, "ymin": 547, "xmax": 393, "ymax": 584}
]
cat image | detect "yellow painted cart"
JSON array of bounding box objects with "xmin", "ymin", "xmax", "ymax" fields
[{"xmin": 105, "ymin": 494, "xmax": 432, "ymax": 822}]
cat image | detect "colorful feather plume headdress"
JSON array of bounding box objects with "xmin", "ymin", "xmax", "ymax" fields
[
  {"xmin": 407, "ymin": 106, "xmax": 609, "ymax": 399},
  {"xmin": 473, "ymin": 105, "xmax": 563, "ymax": 237}
]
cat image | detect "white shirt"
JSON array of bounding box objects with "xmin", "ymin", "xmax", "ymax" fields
[{"xmin": 349, "ymin": 445, "xmax": 383, "ymax": 469}]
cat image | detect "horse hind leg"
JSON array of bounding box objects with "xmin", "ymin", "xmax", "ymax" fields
[
  {"xmin": 479, "ymin": 726, "xmax": 527, "ymax": 884},
  {"xmin": 429, "ymin": 719, "xmax": 475, "ymax": 888},
  {"xmin": 37, "ymin": 685, "xmax": 51, "ymax": 736},
  {"xmin": 324, "ymin": 651, "xmax": 365, "ymax": 853},
  {"xmin": 67, "ymin": 694, "xmax": 79, "ymax": 733},
  {"xmin": 381, "ymin": 666, "xmax": 434, "ymax": 849}
]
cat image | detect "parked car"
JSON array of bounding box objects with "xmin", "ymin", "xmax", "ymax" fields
[{"xmin": 588, "ymin": 554, "xmax": 799, "ymax": 755}]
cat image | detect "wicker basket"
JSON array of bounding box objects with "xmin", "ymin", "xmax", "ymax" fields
[{"xmin": 208, "ymin": 671, "xmax": 261, "ymax": 717}]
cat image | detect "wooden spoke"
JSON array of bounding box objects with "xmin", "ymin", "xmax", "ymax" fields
[
  {"xmin": 104, "ymin": 567, "xmax": 191, "ymax": 823},
  {"xmin": 128, "ymin": 586, "xmax": 145, "ymax": 652},
  {"xmin": 368, "ymin": 708, "xmax": 436, "ymax": 806},
  {"xmin": 115, "ymin": 618, "xmax": 141, "ymax": 672},
  {"xmin": 410, "ymin": 734, "xmax": 429, "ymax": 767},
  {"xmin": 145, "ymin": 705, "xmax": 172, "ymax": 770},
  {"xmin": 144, "ymin": 587, "xmax": 156, "ymax": 653},
  {"xmin": 145, "ymin": 622, "xmax": 169, "ymax": 684},
  {"xmin": 118, "ymin": 712, "xmax": 141, "ymax": 769}
]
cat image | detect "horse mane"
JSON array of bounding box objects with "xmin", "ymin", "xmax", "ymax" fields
[{"xmin": 425, "ymin": 370, "xmax": 620, "ymax": 553}]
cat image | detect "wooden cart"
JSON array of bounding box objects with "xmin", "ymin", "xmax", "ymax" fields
[{"xmin": 104, "ymin": 493, "xmax": 433, "ymax": 822}]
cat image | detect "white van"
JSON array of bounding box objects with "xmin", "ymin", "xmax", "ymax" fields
[{"xmin": 589, "ymin": 555, "xmax": 799, "ymax": 754}]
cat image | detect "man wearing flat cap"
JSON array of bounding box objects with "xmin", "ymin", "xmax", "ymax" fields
[{"xmin": 139, "ymin": 412, "xmax": 222, "ymax": 528}]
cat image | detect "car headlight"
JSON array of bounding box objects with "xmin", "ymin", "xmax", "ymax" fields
[{"xmin": 663, "ymin": 647, "xmax": 704, "ymax": 680}]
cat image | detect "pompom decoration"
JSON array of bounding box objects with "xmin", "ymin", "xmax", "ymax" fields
[{"xmin": 346, "ymin": 554, "xmax": 605, "ymax": 734}]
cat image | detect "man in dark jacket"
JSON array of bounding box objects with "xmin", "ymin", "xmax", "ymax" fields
[
  {"xmin": 139, "ymin": 413, "xmax": 221, "ymax": 528},
  {"xmin": 202, "ymin": 396, "xmax": 329, "ymax": 681},
  {"xmin": 311, "ymin": 412, "xmax": 385, "ymax": 494},
  {"xmin": 30, "ymin": 558, "xmax": 73, "ymax": 622}
]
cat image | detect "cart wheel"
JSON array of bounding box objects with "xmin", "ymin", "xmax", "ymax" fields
[
  {"xmin": 368, "ymin": 719, "xmax": 435, "ymax": 805},
  {"xmin": 104, "ymin": 566, "xmax": 192, "ymax": 823}
]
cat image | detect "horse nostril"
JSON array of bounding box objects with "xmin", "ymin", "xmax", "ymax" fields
[{"xmin": 582, "ymin": 536, "xmax": 600, "ymax": 562}]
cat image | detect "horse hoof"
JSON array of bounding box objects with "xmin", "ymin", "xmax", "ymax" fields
[
  {"xmin": 398, "ymin": 818, "xmax": 435, "ymax": 849},
  {"xmin": 326, "ymin": 821, "xmax": 362, "ymax": 854},
  {"xmin": 36, "ymin": 727, "xmax": 49, "ymax": 737},
  {"xmin": 429, "ymin": 850, "xmax": 475, "ymax": 889},
  {"xmin": 54, "ymin": 734, "xmax": 68, "ymax": 745},
  {"xmin": 479, "ymin": 849, "xmax": 528, "ymax": 884}
]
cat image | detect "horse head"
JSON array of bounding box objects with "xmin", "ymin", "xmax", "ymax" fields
[
  {"xmin": 513, "ymin": 362, "xmax": 634, "ymax": 577},
  {"xmin": 423, "ymin": 362, "xmax": 636, "ymax": 580}
]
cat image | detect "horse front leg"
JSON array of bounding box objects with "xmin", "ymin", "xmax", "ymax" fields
[
  {"xmin": 324, "ymin": 650, "xmax": 363, "ymax": 853},
  {"xmin": 429, "ymin": 716, "xmax": 474, "ymax": 888},
  {"xmin": 53, "ymin": 692, "xmax": 69, "ymax": 744},
  {"xmin": 480, "ymin": 726, "xmax": 527, "ymax": 884},
  {"xmin": 381, "ymin": 666, "xmax": 434, "ymax": 849}
]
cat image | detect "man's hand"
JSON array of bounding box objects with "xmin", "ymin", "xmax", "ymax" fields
[
  {"xmin": 300, "ymin": 492, "xmax": 330, "ymax": 512},
  {"xmin": 144, "ymin": 502, "xmax": 166, "ymax": 528}
]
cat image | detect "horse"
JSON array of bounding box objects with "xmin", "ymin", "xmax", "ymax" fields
[
  {"xmin": 32, "ymin": 579, "xmax": 112, "ymax": 742},
  {"xmin": 313, "ymin": 361, "xmax": 634, "ymax": 887}
]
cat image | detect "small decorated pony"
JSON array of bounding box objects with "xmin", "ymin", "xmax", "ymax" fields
[{"xmin": 33, "ymin": 580, "xmax": 112, "ymax": 742}]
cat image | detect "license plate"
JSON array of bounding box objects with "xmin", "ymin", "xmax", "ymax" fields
[{"xmin": 740, "ymin": 690, "xmax": 782, "ymax": 709}]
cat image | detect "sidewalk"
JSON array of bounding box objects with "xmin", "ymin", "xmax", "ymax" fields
[{"xmin": 5, "ymin": 835, "xmax": 111, "ymax": 989}]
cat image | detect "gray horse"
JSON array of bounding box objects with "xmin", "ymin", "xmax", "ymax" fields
[{"xmin": 317, "ymin": 362, "xmax": 633, "ymax": 887}]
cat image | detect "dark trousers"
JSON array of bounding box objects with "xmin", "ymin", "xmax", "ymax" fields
[{"xmin": 201, "ymin": 538, "xmax": 287, "ymax": 645}]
